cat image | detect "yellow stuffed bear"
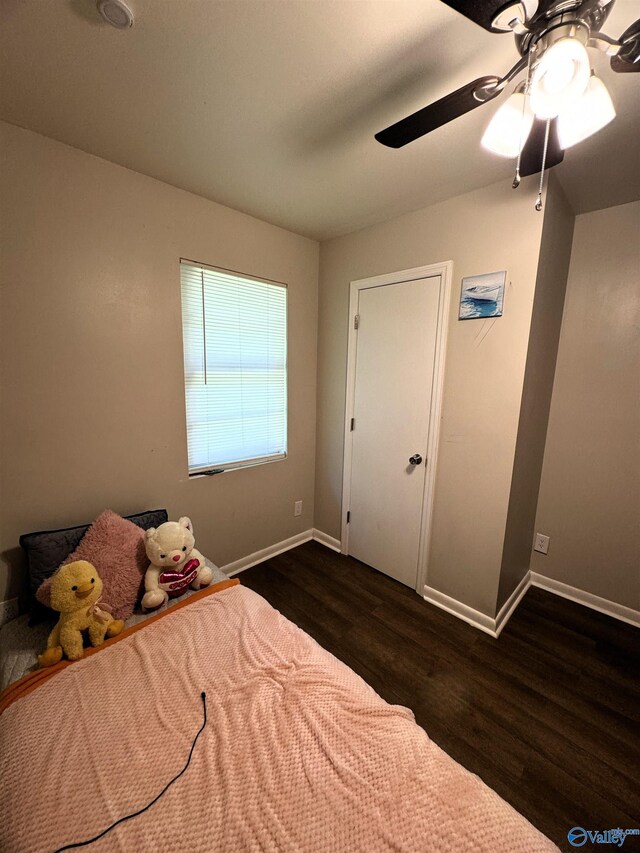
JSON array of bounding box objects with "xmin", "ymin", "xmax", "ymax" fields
[{"xmin": 38, "ymin": 560, "xmax": 125, "ymax": 667}]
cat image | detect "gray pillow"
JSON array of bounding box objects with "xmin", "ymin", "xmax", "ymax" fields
[{"xmin": 20, "ymin": 509, "xmax": 168, "ymax": 624}]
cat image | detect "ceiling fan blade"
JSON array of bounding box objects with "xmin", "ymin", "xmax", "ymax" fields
[
  {"xmin": 439, "ymin": 0, "xmax": 533, "ymax": 33},
  {"xmin": 375, "ymin": 76, "xmax": 500, "ymax": 149},
  {"xmin": 611, "ymin": 18, "xmax": 640, "ymax": 72},
  {"xmin": 519, "ymin": 118, "xmax": 564, "ymax": 177},
  {"xmin": 611, "ymin": 54, "xmax": 640, "ymax": 72}
]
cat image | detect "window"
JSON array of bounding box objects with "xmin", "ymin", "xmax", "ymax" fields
[{"xmin": 180, "ymin": 260, "xmax": 288, "ymax": 475}]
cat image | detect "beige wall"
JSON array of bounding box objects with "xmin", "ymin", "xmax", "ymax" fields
[
  {"xmin": 0, "ymin": 122, "xmax": 319, "ymax": 601},
  {"xmin": 532, "ymin": 201, "xmax": 640, "ymax": 611},
  {"xmin": 8, "ymin": 118, "xmax": 628, "ymax": 621},
  {"xmin": 497, "ymin": 175, "xmax": 574, "ymax": 609},
  {"xmin": 315, "ymin": 179, "xmax": 546, "ymax": 617}
]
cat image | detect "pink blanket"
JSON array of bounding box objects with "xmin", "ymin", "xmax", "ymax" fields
[{"xmin": 0, "ymin": 584, "xmax": 557, "ymax": 852}]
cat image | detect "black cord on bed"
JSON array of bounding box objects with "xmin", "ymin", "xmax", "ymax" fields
[{"xmin": 53, "ymin": 692, "xmax": 208, "ymax": 852}]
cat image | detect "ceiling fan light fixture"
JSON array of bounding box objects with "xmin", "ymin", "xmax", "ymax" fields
[
  {"xmin": 530, "ymin": 36, "xmax": 590, "ymax": 118},
  {"xmin": 557, "ymin": 73, "xmax": 616, "ymax": 148},
  {"xmin": 481, "ymin": 86, "xmax": 534, "ymax": 158}
]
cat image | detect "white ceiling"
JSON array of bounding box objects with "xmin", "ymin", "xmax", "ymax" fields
[{"xmin": 1, "ymin": 0, "xmax": 639, "ymax": 240}]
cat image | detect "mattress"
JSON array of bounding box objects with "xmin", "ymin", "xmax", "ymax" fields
[
  {"xmin": 0, "ymin": 580, "xmax": 558, "ymax": 852},
  {"xmin": 0, "ymin": 558, "xmax": 227, "ymax": 690}
]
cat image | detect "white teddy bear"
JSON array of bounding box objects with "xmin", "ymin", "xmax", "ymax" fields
[{"xmin": 142, "ymin": 516, "xmax": 214, "ymax": 611}]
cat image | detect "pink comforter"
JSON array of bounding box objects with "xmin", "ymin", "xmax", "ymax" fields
[{"xmin": 0, "ymin": 583, "xmax": 557, "ymax": 852}]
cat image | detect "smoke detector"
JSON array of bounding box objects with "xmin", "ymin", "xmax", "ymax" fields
[{"xmin": 97, "ymin": 0, "xmax": 134, "ymax": 29}]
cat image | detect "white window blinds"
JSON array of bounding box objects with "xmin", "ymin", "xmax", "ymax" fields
[{"xmin": 180, "ymin": 260, "xmax": 288, "ymax": 474}]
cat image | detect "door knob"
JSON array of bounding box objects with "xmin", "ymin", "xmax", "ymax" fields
[{"xmin": 409, "ymin": 454, "xmax": 423, "ymax": 466}]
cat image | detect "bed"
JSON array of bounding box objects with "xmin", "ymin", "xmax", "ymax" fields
[{"xmin": 0, "ymin": 575, "xmax": 558, "ymax": 852}]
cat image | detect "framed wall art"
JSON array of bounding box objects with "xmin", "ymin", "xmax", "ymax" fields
[{"xmin": 459, "ymin": 270, "xmax": 506, "ymax": 320}]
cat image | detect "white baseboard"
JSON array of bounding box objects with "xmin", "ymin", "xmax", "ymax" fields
[
  {"xmin": 494, "ymin": 571, "xmax": 531, "ymax": 637},
  {"xmin": 312, "ymin": 529, "xmax": 341, "ymax": 552},
  {"xmin": 423, "ymin": 585, "xmax": 498, "ymax": 637},
  {"xmin": 530, "ymin": 572, "xmax": 640, "ymax": 629},
  {"xmin": 223, "ymin": 530, "xmax": 313, "ymax": 576},
  {"xmin": 0, "ymin": 597, "xmax": 19, "ymax": 628},
  {"xmin": 221, "ymin": 530, "xmax": 640, "ymax": 634},
  {"xmin": 425, "ymin": 570, "xmax": 640, "ymax": 638}
]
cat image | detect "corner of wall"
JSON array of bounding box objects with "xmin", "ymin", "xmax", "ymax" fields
[
  {"xmin": 0, "ymin": 121, "xmax": 322, "ymax": 600},
  {"xmin": 495, "ymin": 173, "xmax": 575, "ymax": 612}
]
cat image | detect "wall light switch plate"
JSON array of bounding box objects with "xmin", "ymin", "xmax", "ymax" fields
[
  {"xmin": 294, "ymin": 500, "xmax": 303, "ymax": 517},
  {"xmin": 534, "ymin": 533, "xmax": 550, "ymax": 555}
]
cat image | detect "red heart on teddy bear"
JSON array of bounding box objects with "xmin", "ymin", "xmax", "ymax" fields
[{"xmin": 159, "ymin": 558, "xmax": 200, "ymax": 597}]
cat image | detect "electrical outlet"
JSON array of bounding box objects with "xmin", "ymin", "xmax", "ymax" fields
[
  {"xmin": 533, "ymin": 533, "xmax": 550, "ymax": 555},
  {"xmin": 0, "ymin": 597, "xmax": 19, "ymax": 628},
  {"xmin": 294, "ymin": 500, "xmax": 303, "ymax": 517}
]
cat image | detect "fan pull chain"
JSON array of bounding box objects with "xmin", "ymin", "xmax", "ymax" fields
[
  {"xmin": 512, "ymin": 151, "xmax": 522, "ymax": 190},
  {"xmin": 512, "ymin": 109, "xmax": 525, "ymax": 188},
  {"xmin": 535, "ymin": 118, "xmax": 551, "ymax": 211},
  {"xmin": 513, "ymin": 50, "xmax": 533, "ymax": 189}
]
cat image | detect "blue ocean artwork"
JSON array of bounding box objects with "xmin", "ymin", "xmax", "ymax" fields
[{"xmin": 459, "ymin": 271, "xmax": 506, "ymax": 320}]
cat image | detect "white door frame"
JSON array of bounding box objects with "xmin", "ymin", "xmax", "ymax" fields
[{"xmin": 341, "ymin": 261, "xmax": 452, "ymax": 595}]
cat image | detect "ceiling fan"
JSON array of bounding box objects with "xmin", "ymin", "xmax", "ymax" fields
[{"xmin": 375, "ymin": 0, "xmax": 639, "ymax": 196}]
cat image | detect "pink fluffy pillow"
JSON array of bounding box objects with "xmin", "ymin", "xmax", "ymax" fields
[{"xmin": 36, "ymin": 510, "xmax": 147, "ymax": 621}]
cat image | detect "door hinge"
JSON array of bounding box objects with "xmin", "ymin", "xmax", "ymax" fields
[
  {"xmin": 350, "ymin": 418, "xmax": 355, "ymax": 431},
  {"xmin": 354, "ymin": 314, "xmax": 360, "ymax": 329},
  {"xmin": 346, "ymin": 511, "xmax": 351, "ymax": 523}
]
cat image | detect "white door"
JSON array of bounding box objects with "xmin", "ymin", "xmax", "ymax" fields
[{"xmin": 347, "ymin": 275, "xmax": 440, "ymax": 588}]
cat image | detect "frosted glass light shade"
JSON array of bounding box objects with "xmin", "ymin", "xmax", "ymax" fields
[
  {"xmin": 530, "ymin": 37, "xmax": 590, "ymax": 119},
  {"xmin": 558, "ymin": 74, "xmax": 616, "ymax": 148},
  {"xmin": 481, "ymin": 91, "xmax": 534, "ymax": 158}
]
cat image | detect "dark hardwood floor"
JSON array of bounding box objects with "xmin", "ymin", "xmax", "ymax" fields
[{"xmin": 240, "ymin": 541, "xmax": 640, "ymax": 852}]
